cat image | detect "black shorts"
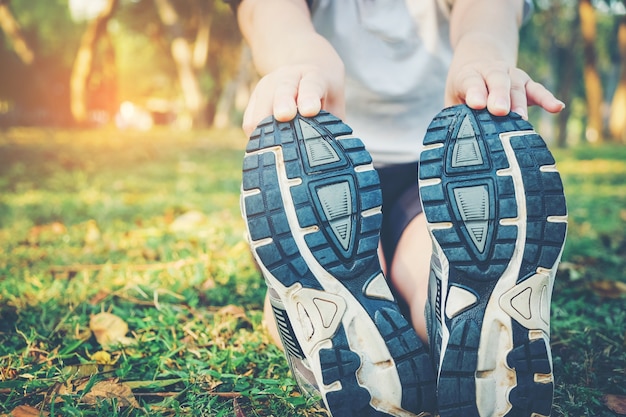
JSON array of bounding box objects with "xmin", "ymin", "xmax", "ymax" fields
[{"xmin": 376, "ymin": 162, "xmax": 423, "ymax": 268}]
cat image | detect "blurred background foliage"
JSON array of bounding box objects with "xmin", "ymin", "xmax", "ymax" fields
[
  {"xmin": 0, "ymin": 0, "xmax": 625, "ymax": 144},
  {"xmin": 0, "ymin": 0, "xmax": 244, "ymax": 129}
]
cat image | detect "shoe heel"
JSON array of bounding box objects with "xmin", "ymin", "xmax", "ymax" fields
[
  {"xmin": 419, "ymin": 105, "xmax": 567, "ymax": 417},
  {"xmin": 242, "ymin": 111, "xmax": 437, "ymax": 416}
]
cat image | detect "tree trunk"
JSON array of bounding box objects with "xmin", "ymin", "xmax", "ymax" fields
[
  {"xmin": 609, "ymin": 15, "xmax": 626, "ymax": 143},
  {"xmin": 579, "ymin": 0, "xmax": 604, "ymax": 143},
  {"xmin": 0, "ymin": 0, "xmax": 34, "ymax": 65},
  {"xmin": 555, "ymin": 4, "xmax": 580, "ymax": 148},
  {"xmin": 89, "ymin": 30, "xmax": 118, "ymax": 120},
  {"xmin": 154, "ymin": 0, "xmax": 206, "ymax": 128},
  {"xmin": 556, "ymin": 45, "xmax": 576, "ymax": 147},
  {"xmin": 192, "ymin": 0, "xmax": 212, "ymax": 71},
  {"xmin": 70, "ymin": 0, "xmax": 119, "ymax": 124},
  {"xmin": 213, "ymin": 44, "xmax": 254, "ymax": 128}
]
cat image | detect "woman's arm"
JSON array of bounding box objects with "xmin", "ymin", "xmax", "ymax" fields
[
  {"xmin": 446, "ymin": 0, "xmax": 564, "ymax": 118},
  {"xmin": 237, "ymin": 0, "xmax": 345, "ymax": 135}
]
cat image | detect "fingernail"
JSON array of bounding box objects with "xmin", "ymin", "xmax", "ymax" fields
[
  {"xmin": 466, "ymin": 92, "xmax": 486, "ymax": 108},
  {"xmin": 495, "ymin": 98, "xmax": 509, "ymax": 112},
  {"xmin": 298, "ymin": 98, "xmax": 320, "ymax": 116},
  {"xmin": 274, "ymin": 102, "xmax": 294, "ymax": 120},
  {"xmin": 513, "ymin": 107, "xmax": 528, "ymax": 119}
]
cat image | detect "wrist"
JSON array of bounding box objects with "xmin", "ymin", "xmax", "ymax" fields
[{"xmin": 452, "ymin": 31, "xmax": 517, "ymax": 67}]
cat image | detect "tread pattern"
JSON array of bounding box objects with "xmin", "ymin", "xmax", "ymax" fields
[
  {"xmin": 242, "ymin": 111, "xmax": 436, "ymax": 416},
  {"xmin": 376, "ymin": 308, "xmax": 434, "ymax": 413},
  {"xmin": 506, "ymin": 321, "xmax": 554, "ymax": 417},
  {"xmin": 437, "ymin": 321, "xmax": 481, "ymax": 417},
  {"xmin": 419, "ymin": 105, "xmax": 567, "ymax": 417}
]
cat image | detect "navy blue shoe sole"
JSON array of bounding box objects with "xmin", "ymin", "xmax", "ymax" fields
[
  {"xmin": 419, "ymin": 105, "xmax": 567, "ymax": 417},
  {"xmin": 241, "ymin": 111, "xmax": 437, "ymax": 417}
]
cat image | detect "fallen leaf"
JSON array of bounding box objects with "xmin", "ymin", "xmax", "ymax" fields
[
  {"xmin": 216, "ymin": 305, "xmax": 247, "ymax": 320},
  {"xmin": 557, "ymin": 262, "xmax": 584, "ymax": 281},
  {"xmin": 89, "ymin": 351, "xmax": 114, "ymax": 365},
  {"xmin": 49, "ymin": 380, "xmax": 75, "ymax": 403},
  {"xmin": 28, "ymin": 222, "xmax": 67, "ymax": 243},
  {"xmin": 89, "ymin": 312, "xmax": 135, "ymax": 350},
  {"xmin": 589, "ymin": 280, "xmax": 626, "ymax": 299},
  {"xmin": 603, "ymin": 394, "xmax": 626, "ymax": 415},
  {"xmin": 60, "ymin": 363, "xmax": 115, "ymax": 379},
  {"xmin": 80, "ymin": 379, "xmax": 139, "ymax": 408},
  {"xmin": 201, "ymin": 276, "xmax": 216, "ymax": 291},
  {"xmin": 84, "ymin": 220, "xmax": 101, "ymax": 246},
  {"xmin": 88, "ymin": 290, "xmax": 111, "ymax": 305},
  {"xmin": 169, "ymin": 210, "xmax": 207, "ymax": 233},
  {"xmin": 9, "ymin": 405, "xmax": 49, "ymax": 417}
]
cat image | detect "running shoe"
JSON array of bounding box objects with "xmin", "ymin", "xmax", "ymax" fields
[
  {"xmin": 241, "ymin": 111, "xmax": 437, "ymax": 417},
  {"xmin": 418, "ymin": 105, "xmax": 567, "ymax": 417}
]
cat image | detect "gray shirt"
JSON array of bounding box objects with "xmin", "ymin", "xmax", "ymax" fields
[{"xmin": 310, "ymin": 0, "xmax": 532, "ymax": 165}]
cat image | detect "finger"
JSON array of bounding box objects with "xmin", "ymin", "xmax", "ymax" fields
[
  {"xmin": 464, "ymin": 84, "xmax": 488, "ymax": 110},
  {"xmin": 452, "ymin": 68, "xmax": 488, "ymax": 109},
  {"xmin": 509, "ymin": 68, "xmax": 530, "ymax": 119},
  {"xmin": 484, "ymin": 66, "xmax": 511, "ymax": 116},
  {"xmin": 296, "ymin": 72, "xmax": 324, "ymax": 117},
  {"xmin": 242, "ymin": 89, "xmax": 264, "ymax": 137},
  {"xmin": 273, "ymin": 75, "xmax": 300, "ymax": 122},
  {"xmin": 242, "ymin": 72, "xmax": 301, "ymax": 136},
  {"xmin": 321, "ymin": 92, "xmax": 346, "ymax": 121},
  {"xmin": 526, "ymin": 80, "xmax": 566, "ymax": 113}
]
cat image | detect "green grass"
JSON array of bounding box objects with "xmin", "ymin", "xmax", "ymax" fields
[{"xmin": 0, "ymin": 128, "xmax": 625, "ymax": 416}]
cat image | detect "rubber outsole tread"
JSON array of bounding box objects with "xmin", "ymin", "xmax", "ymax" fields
[
  {"xmin": 419, "ymin": 105, "xmax": 567, "ymax": 417},
  {"xmin": 242, "ymin": 111, "xmax": 436, "ymax": 416}
]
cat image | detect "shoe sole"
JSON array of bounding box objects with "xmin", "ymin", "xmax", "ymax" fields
[
  {"xmin": 418, "ymin": 106, "xmax": 567, "ymax": 417},
  {"xmin": 241, "ymin": 111, "xmax": 436, "ymax": 417}
]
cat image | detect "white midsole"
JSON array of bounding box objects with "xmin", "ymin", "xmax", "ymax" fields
[
  {"xmin": 242, "ymin": 145, "xmax": 421, "ymax": 417},
  {"xmin": 423, "ymin": 130, "xmax": 566, "ymax": 417}
]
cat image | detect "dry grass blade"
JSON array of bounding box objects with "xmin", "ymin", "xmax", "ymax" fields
[
  {"xmin": 207, "ymin": 391, "xmax": 242, "ymax": 398},
  {"xmin": 233, "ymin": 397, "xmax": 246, "ymax": 417}
]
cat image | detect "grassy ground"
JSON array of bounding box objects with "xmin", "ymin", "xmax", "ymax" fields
[{"xmin": 0, "ymin": 127, "xmax": 624, "ymax": 417}]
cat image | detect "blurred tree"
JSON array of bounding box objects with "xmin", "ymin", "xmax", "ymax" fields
[
  {"xmin": 5, "ymin": 0, "xmax": 620, "ymax": 138},
  {"xmin": 580, "ymin": 0, "xmax": 605, "ymax": 143},
  {"xmin": 550, "ymin": 2, "xmax": 581, "ymax": 148},
  {"xmin": 609, "ymin": 11, "xmax": 626, "ymax": 142},
  {"xmin": 105, "ymin": 0, "xmax": 242, "ymax": 128},
  {"xmin": 111, "ymin": 0, "xmax": 178, "ymax": 105},
  {"xmin": 70, "ymin": 0, "xmax": 119, "ymax": 124},
  {"xmin": 1, "ymin": 0, "xmax": 242, "ymax": 128},
  {"xmin": 192, "ymin": 0, "xmax": 210, "ymax": 70},
  {"xmin": 520, "ymin": 1, "xmax": 582, "ymax": 147},
  {"xmin": 203, "ymin": 0, "xmax": 244, "ymax": 126},
  {"xmin": 154, "ymin": 0, "xmax": 206, "ymax": 127},
  {"xmin": 0, "ymin": 1, "xmax": 76, "ymax": 125},
  {"xmin": 213, "ymin": 43, "xmax": 254, "ymax": 128},
  {"xmin": 87, "ymin": 24, "xmax": 118, "ymax": 122},
  {"xmin": 0, "ymin": 0, "xmax": 34, "ymax": 65}
]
